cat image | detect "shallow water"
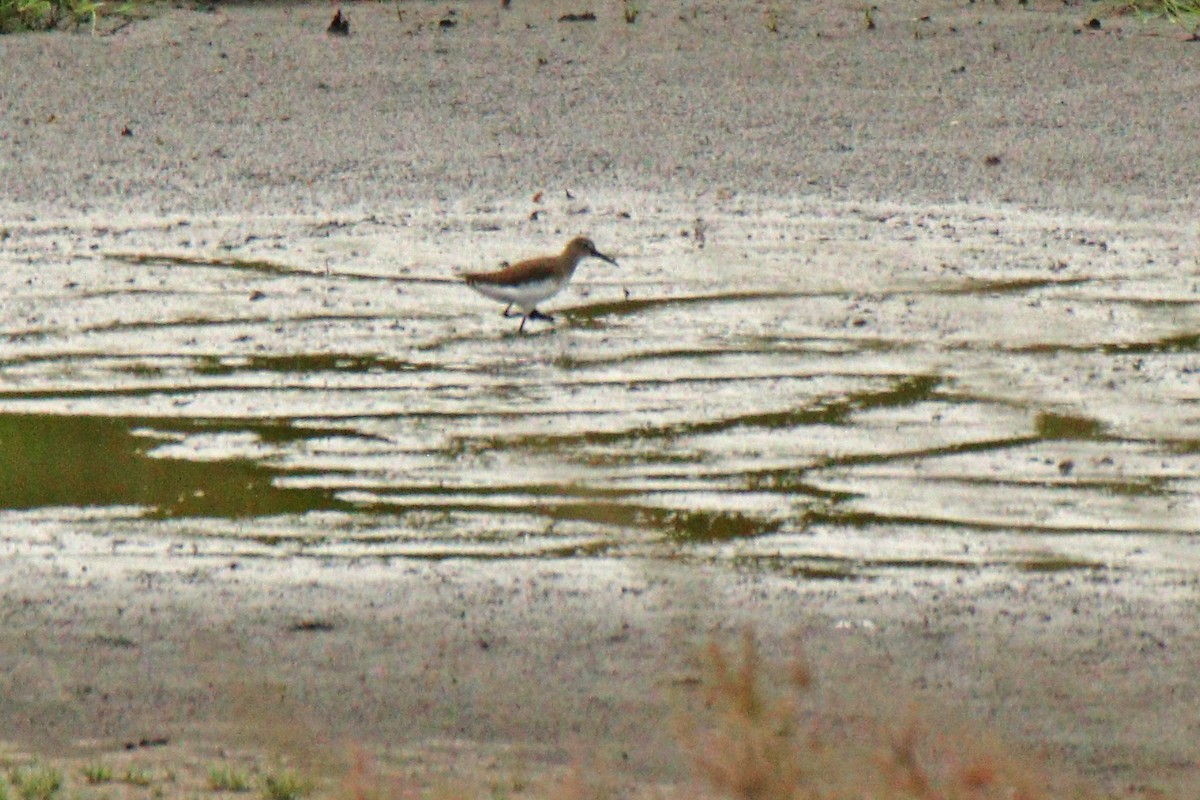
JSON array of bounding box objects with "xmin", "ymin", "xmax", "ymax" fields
[{"xmin": 2, "ymin": 197, "xmax": 1198, "ymax": 575}]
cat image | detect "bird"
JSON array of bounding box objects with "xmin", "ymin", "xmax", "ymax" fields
[{"xmin": 463, "ymin": 237, "xmax": 618, "ymax": 332}]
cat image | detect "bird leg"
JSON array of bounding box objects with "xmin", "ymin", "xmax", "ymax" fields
[
  {"xmin": 516, "ymin": 308, "xmax": 554, "ymax": 333},
  {"xmin": 502, "ymin": 303, "xmax": 519, "ymax": 317}
]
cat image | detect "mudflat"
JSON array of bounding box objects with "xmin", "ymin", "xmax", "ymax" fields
[{"xmin": 1, "ymin": 1, "xmax": 1198, "ymax": 797}]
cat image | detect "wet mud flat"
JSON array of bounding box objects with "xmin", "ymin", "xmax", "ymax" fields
[
  {"xmin": 1, "ymin": 196, "xmax": 1199, "ymax": 795},
  {"xmin": 2, "ymin": 0, "xmax": 1200, "ymax": 794}
]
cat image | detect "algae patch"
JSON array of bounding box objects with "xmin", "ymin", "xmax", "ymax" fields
[{"xmin": 0, "ymin": 413, "xmax": 343, "ymax": 518}]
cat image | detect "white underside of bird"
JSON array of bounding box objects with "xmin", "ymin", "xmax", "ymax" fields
[{"xmin": 466, "ymin": 276, "xmax": 565, "ymax": 313}]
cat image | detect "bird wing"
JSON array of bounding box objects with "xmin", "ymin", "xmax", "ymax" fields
[{"xmin": 463, "ymin": 256, "xmax": 559, "ymax": 286}]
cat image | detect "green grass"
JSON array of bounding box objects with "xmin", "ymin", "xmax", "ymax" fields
[
  {"xmin": 9, "ymin": 765, "xmax": 62, "ymax": 800},
  {"xmin": 121, "ymin": 765, "xmax": 153, "ymax": 787},
  {"xmin": 208, "ymin": 765, "xmax": 253, "ymax": 793},
  {"xmin": 1120, "ymin": 0, "xmax": 1200, "ymax": 35},
  {"xmin": 0, "ymin": 0, "xmax": 141, "ymax": 34},
  {"xmin": 80, "ymin": 763, "xmax": 112, "ymax": 785},
  {"xmin": 260, "ymin": 771, "xmax": 311, "ymax": 800}
]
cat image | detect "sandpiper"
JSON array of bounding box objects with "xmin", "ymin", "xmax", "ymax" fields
[{"xmin": 463, "ymin": 237, "xmax": 618, "ymax": 332}]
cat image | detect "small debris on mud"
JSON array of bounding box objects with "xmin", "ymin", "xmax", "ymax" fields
[
  {"xmin": 291, "ymin": 619, "xmax": 335, "ymax": 632},
  {"xmin": 124, "ymin": 737, "xmax": 170, "ymax": 751},
  {"xmin": 327, "ymin": 8, "xmax": 349, "ymax": 35}
]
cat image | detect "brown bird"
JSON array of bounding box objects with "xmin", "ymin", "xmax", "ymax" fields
[{"xmin": 463, "ymin": 237, "xmax": 618, "ymax": 332}]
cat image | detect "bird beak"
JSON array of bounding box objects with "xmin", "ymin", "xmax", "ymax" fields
[{"xmin": 592, "ymin": 248, "xmax": 618, "ymax": 266}]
